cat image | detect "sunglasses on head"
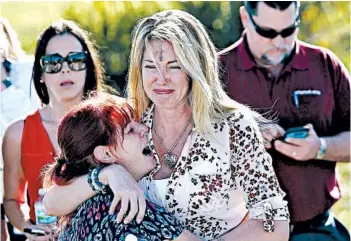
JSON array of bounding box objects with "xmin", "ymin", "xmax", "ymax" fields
[
  {"xmin": 40, "ymin": 51, "xmax": 88, "ymax": 74},
  {"xmin": 248, "ymin": 13, "xmax": 299, "ymax": 39}
]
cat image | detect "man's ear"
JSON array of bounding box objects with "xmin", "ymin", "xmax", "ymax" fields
[
  {"xmin": 240, "ymin": 6, "xmax": 249, "ymax": 29},
  {"xmin": 93, "ymin": 146, "xmax": 117, "ymax": 164}
]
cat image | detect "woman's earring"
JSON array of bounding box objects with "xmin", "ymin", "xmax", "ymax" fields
[{"xmin": 40, "ymin": 79, "xmax": 44, "ymax": 83}]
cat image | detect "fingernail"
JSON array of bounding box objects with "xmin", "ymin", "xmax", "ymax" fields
[
  {"xmin": 124, "ymin": 219, "xmax": 129, "ymax": 224},
  {"xmin": 137, "ymin": 218, "xmax": 142, "ymax": 224}
]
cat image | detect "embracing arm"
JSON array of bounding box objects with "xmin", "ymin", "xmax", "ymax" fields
[
  {"xmin": 43, "ymin": 165, "xmax": 117, "ymax": 216},
  {"xmin": 43, "ymin": 175, "xmax": 94, "ymax": 216},
  {"xmin": 44, "ymin": 164, "xmax": 146, "ymax": 223}
]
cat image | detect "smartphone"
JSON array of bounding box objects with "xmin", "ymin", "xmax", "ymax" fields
[
  {"xmin": 23, "ymin": 227, "xmax": 47, "ymax": 236},
  {"xmin": 283, "ymin": 126, "xmax": 310, "ymax": 140}
]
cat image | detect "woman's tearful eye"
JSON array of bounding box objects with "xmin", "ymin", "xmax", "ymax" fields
[
  {"xmin": 169, "ymin": 65, "xmax": 181, "ymax": 70},
  {"xmin": 145, "ymin": 65, "xmax": 156, "ymax": 69}
]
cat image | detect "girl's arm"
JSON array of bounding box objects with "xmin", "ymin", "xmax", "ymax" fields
[{"xmin": 43, "ymin": 164, "xmax": 146, "ymax": 223}]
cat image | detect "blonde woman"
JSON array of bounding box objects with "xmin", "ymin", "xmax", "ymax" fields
[
  {"xmin": 0, "ymin": 18, "xmax": 38, "ymax": 137},
  {"xmin": 44, "ymin": 10, "xmax": 290, "ymax": 241},
  {"xmin": 0, "ymin": 17, "xmax": 36, "ymax": 241}
]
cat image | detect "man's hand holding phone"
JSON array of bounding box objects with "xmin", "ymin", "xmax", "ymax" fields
[{"xmin": 274, "ymin": 124, "xmax": 321, "ymax": 161}]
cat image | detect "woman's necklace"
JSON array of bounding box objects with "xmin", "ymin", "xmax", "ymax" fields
[{"xmin": 153, "ymin": 114, "xmax": 192, "ymax": 169}]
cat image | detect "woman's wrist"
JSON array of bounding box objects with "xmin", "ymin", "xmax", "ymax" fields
[
  {"xmin": 21, "ymin": 219, "xmax": 33, "ymax": 232},
  {"xmin": 88, "ymin": 166, "xmax": 108, "ymax": 194},
  {"xmin": 98, "ymin": 164, "xmax": 122, "ymax": 186},
  {"xmin": 98, "ymin": 166, "xmax": 109, "ymax": 186}
]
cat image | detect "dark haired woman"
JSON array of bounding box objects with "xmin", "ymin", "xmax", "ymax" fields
[
  {"xmin": 42, "ymin": 93, "xmax": 199, "ymax": 241},
  {"xmin": 2, "ymin": 19, "xmax": 104, "ymax": 240}
]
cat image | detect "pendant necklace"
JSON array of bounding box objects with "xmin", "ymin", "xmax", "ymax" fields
[{"xmin": 153, "ymin": 114, "xmax": 192, "ymax": 169}]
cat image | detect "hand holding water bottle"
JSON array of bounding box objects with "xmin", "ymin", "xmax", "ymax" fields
[
  {"xmin": 22, "ymin": 221, "xmax": 53, "ymax": 241},
  {"xmin": 23, "ymin": 188, "xmax": 57, "ymax": 241}
]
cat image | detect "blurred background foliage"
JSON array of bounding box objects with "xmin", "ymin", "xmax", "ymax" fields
[
  {"xmin": 1, "ymin": 1, "xmax": 349, "ymax": 91},
  {"xmin": 0, "ymin": 1, "xmax": 350, "ymax": 229}
]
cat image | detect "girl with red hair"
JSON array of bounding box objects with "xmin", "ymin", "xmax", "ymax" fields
[{"xmin": 43, "ymin": 93, "xmax": 199, "ymax": 241}]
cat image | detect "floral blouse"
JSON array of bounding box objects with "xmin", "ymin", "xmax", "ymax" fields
[
  {"xmin": 139, "ymin": 105, "xmax": 290, "ymax": 241},
  {"xmin": 57, "ymin": 191, "xmax": 184, "ymax": 241}
]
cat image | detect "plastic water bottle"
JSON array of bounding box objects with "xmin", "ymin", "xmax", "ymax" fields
[{"xmin": 34, "ymin": 188, "xmax": 57, "ymax": 225}]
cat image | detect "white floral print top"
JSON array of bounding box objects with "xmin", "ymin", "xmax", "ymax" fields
[{"xmin": 139, "ymin": 105, "xmax": 290, "ymax": 240}]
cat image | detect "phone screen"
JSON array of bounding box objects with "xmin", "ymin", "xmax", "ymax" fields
[{"xmin": 284, "ymin": 127, "xmax": 309, "ymax": 140}]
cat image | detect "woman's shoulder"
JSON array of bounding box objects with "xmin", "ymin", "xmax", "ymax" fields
[
  {"xmin": 2, "ymin": 108, "xmax": 42, "ymax": 143},
  {"xmin": 223, "ymin": 105, "xmax": 270, "ymax": 143},
  {"xmin": 225, "ymin": 105, "xmax": 260, "ymax": 129},
  {"xmin": 3, "ymin": 119, "xmax": 25, "ymax": 144},
  {"xmin": 2, "ymin": 119, "xmax": 26, "ymax": 163}
]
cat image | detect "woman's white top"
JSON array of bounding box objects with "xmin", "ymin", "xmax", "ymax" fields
[{"xmin": 139, "ymin": 105, "xmax": 289, "ymax": 240}]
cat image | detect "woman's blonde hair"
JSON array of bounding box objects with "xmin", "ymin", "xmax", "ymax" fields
[
  {"xmin": 127, "ymin": 9, "xmax": 242, "ymax": 137},
  {"xmin": 0, "ymin": 17, "xmax": 26, "ymax": 60}
]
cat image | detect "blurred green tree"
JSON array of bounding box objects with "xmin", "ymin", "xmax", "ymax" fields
[
  {"xmin": 299, "ymin": 1, "xmax": 350, "ymax": 71},
  {"xmin": 2, "ymin": 1, "xmax": 349, "ymax": 92},
  {"xmin": 62, "ymin": 1, "xmax": 243, "ymax": 92},
  {"xmin": 60, "ymin": 1, "xmax": 349, "ymax": 93}
]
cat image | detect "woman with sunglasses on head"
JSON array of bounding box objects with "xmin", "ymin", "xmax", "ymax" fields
[
  {"xmin": 42, "ymin": 92, "xmax": 199, "ymax": 241},
  {"xmin": 2, "ymin": 19, "xmax": 104, "ymax": 241}
]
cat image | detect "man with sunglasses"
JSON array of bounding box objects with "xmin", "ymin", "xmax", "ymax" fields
[{"xmin": 219, "ymin": 1, "xmax": 350, "ymax": 241}]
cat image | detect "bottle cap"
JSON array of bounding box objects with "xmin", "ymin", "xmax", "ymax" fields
[{"xmin": 38, "ymin": 188, "xmax": 46, "ymax": 196}]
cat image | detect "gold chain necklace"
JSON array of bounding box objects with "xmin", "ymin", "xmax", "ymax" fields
[{"xmin": 153, "ymin": 114, "xmax": 192, "ymax": 169}]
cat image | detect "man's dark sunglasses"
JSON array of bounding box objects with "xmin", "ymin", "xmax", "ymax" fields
[
  {"xmin": 248, "ymin": 13, "xmax": 299, "ymax": 39},
  {"xmin": 40, "ymin": 51, "xmax": 88, "ymax": 74}
]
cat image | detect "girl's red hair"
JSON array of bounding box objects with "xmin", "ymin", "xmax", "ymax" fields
[{"xmin": 43, "ymin": 92, "xmax": 133, "ymax": 187}]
